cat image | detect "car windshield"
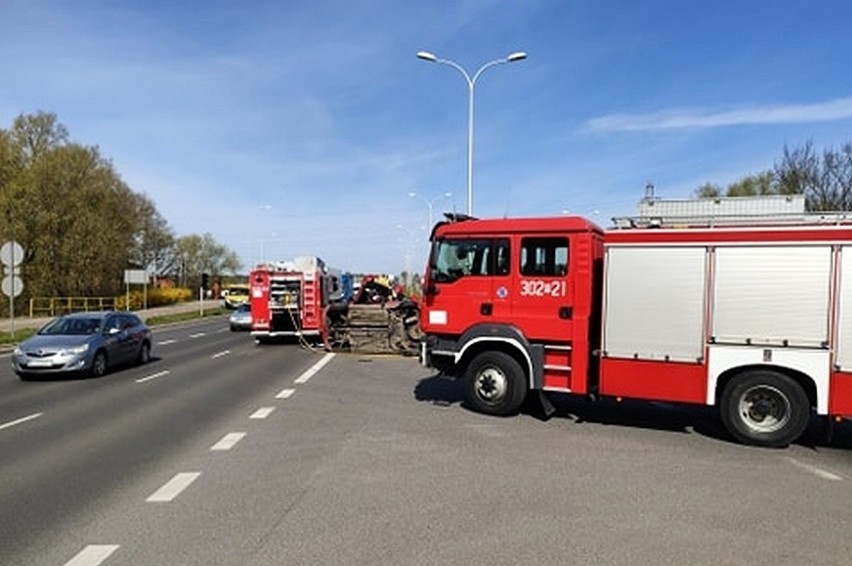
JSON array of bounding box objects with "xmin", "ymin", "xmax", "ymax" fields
[{"xmin": 39, "ymin": 317, "xmax": 102, "ymax": 336}]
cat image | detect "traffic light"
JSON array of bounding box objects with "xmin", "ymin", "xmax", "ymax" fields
[{"xmin": 201, "ymin": 272, "xmax": 209, "ymax": 290}]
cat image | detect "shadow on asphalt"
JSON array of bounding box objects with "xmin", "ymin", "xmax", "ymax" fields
[
  {"xmin": 414, "ymin": 374, "xmax": 852, "ymax": 450},
  {"xmin": 15, "ymin": 356, "xmax": 165, "ymax": 382}
]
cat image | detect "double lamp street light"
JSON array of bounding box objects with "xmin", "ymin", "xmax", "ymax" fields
[{"xmin": 416, "ymin": 50, "xmax": 527, "ymax": 216}]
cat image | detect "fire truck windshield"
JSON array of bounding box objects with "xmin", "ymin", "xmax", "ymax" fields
[{"xmin": 429, "ymin": 238, "xmax": 509, "ymax": 282}]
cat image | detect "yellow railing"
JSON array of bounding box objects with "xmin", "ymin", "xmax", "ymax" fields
[{"xmin": 28, "ymin": 297, "xmax": 120, "ymax": 317}]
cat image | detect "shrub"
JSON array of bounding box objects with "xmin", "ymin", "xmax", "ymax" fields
[{"xmin": 114, "ymin": 287, "xmax": 194, "ymax": 310}]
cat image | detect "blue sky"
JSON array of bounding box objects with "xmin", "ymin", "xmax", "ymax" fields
[{"xmin": 3, "ymin": 0, "xmax": 852, "ymax": 275}]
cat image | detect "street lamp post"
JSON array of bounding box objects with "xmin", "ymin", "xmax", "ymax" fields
[
  {"xmin": 417, "ymin": 50, "xmax": 527, "ymax": 216},
  {"xmin": 408, "ymin": 190, "xmax": 453, "ymax": 228}
]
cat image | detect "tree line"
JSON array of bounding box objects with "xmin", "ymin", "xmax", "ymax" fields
[
  {"xmin": 0, "ymin": 112, "xmax": 240, "ymax": 314},
  {"xmin": 695, "ymin": 141, "xmax": 852, "ymax": 210}
]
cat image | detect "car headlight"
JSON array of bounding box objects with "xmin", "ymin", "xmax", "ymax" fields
[
  {"xmin": 63, "ymin": 344, "xmax": 90, "ymax": 355},
  {"xmin": 13, "ymin": 347, "xmax": 22, "ymax": 356}
]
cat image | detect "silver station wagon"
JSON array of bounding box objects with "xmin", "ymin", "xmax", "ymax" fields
[{"xmin": 12, "ymin": 311, "xmax": 152, "ymax": 380}]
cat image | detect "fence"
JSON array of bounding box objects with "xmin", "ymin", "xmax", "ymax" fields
[{"xmin": 28, "ymin": 297, "xmax": 120, "ymax": 317}]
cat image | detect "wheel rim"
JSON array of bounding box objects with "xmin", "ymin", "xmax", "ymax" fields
[
  {"xmin": 474, "ymin": 365, "xmax": 508, "ymax": 405},
  {"xmin": 93, "ymin": 354, "xmax": 106, "ymax": 376},
  {"xmin": 738, "ymin": 385, "xmax": 790, "ymax": 433}
]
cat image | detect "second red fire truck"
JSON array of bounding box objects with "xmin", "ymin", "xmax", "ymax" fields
[{"xmin": 418, "ymin": 208, "xmax": 852, "ymax": 447}]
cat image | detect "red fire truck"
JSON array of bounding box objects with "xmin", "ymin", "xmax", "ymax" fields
[
  {"xmin": 419, "ymin": 213, "xmax": 852, "ymax": 447},
  {"xmin": 249, "ymin": 256, "xmax": 344, "ymax": 343}
]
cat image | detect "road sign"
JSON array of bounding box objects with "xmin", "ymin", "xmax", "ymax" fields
[
  {"xmin": 1, "ymin": 241, "xmax": 24, "ymax": 267},
  {"xmin": 1, "ymin": 275, "xmax": 23, "ymax": 297}
]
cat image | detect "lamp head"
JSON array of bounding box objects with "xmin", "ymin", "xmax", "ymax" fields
[
  {"xmin": 416, "ymin": 51, "xmax": 437, "ymax": 62},
  {"xmin": 507, "ymin": 51, "xmax": 527, "ymax": 62}
]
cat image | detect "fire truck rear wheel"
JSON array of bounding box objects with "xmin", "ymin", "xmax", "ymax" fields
[
  {"xmin": 463, "ymin": 351, "xmax": 527, "ymax": 416},
  {"xmin": 720, "ymin": 370, "xmax": 810, "ymax": 448}
]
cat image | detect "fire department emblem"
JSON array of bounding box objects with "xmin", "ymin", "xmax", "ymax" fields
[{"xmin": 496, "ymin": 286, "xmax": 508, "ymax": 299}]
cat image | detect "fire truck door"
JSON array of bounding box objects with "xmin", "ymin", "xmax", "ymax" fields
[
  {"xmin": 511, "ymin": 236, "xmax": 573, "ymax": 342},
  {"xmin": 427, "ymin": 238, "xmax": 505, "ymax": 334}
]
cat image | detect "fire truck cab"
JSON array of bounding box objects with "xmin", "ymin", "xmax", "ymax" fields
[{"xmin": 420, "ymin": 213, "xmax": 852, "ymax": 447}]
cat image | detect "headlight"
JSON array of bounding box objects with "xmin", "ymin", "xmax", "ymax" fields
[
  {"xmin": 13, "ymin": 347, "xmax": 22, "ymax": 356},
  {"xmin": 63, "ymin": 344, "xmax": 90, "ymax": 355}
]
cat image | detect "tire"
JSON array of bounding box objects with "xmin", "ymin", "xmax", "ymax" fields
[
  {"xmin": 463, "ymin": 351, "xmax": 527, "ymax": 416},
  {"xmin": 136, "ymin": 341, "xmax": 151, "ymax": 365},
  {"xmin": 90, "ymin": 350, "xmax": 108, "ymax": 378},
  {"xmin": 720, "ymin": 370, "xmax": 810, "ymax": 448}
]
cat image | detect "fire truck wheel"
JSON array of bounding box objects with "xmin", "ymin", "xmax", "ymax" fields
[
  {"xmin": 720, "ymin": 370, "xmax": 810, "ymax": 448},
  {"xmin": 463, "ymin": 351, "xmax": 527, "ymax": 416}
]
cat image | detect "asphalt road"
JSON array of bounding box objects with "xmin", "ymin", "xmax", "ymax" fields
[{"xmin": 1, "ymin": 318, "xmax": 851, "ymax": 565}]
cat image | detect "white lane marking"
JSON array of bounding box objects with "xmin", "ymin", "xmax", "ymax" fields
[
  {"xmin": 189, "ymin": 332, "xmax": 206, "ymax": 339},
  {"xmin": 294, "ymin": 353, "xmax": 335, "ymax": 384},
  {"xmin": 211, "ymin": 432, "xmax": 246, "ymax": 451},
  {"xmin": 146, "ymin": 472, "xmax": 201, "ymax": 502},
  {"xmin": 158, "ymin": 339, "xmax": 177, "ymax": 346},
  {"xmin": 787, "ymin": 457, "xmax": 843, "ymax": 481},
  {"xmin": 63, "ymin": 544, "xmax": 120, "ymax": 566},
  {"xmin": 275, "ymin": 388, "xmax": 296, "ymax": 399},
  {"xmin": 211, "ymin": 350, "xmax": 230, "ymax": 359},
  {"xmin": 0, "ymin": 412, "xmax": 43, "ymax": 431},
  {"xmin": 135, "ymin": 370, "xmax": 170, "ymax": 384},
  {"xmin": 249, "ymin": 407, "xmax": 275, "ymax": 419}
]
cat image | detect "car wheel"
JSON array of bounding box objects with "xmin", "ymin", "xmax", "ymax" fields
[
  {"xmin": 136, "ymin": 341, "xmax": 151, "ymax": 365},
  {"xmin": 90, "ymin": 350, "xmax": 108, "ymax": 377}
]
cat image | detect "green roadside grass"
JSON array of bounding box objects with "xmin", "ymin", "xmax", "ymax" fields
[
  {"xmin": 0, "ymin": 308, "xmax": 228, "ymax": 346},
  {"xmin": 144, "ymin": 307, "xmax": 228, "ymax": 327},
  {"xmin": 0, "ymin": 327, "xmax": 37, "ymax": 344}
]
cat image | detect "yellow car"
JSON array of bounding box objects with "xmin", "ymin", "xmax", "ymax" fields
[{"xmin": 223, "ymin": 285, "xmax": 250, "ymax": 309}]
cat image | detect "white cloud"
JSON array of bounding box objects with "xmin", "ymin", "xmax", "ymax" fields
[{"xmin": 586, "ymin": 95, "xmax": 852, "ymax": 132}]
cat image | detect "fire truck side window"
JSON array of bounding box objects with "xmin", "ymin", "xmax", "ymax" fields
[
  {"xmin": 520, "ymin": 237, "xmax": 569, "ymax": 276},
  {"xmin": 432, "ymin": 239, "xmax": 504, "ymax": 281},
  {"xmin": 495, "ymin": 239, "xmax": 510, "ymax": 276}
]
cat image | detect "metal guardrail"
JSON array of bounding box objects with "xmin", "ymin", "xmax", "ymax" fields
[{"xmin": 28, "ymin": 297, "xmax": 120, "ymax": 317}]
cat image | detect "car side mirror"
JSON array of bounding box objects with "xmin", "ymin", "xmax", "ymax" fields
[{"xmin": 108, "ymin": 327, "xmax": 121, "ymax": 335}]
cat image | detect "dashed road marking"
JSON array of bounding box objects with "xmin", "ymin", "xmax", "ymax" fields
[
  {"xmin": 157, "ymin": 339, "xmax": 177, "ymax": 346},
  {"xmin": 294, "ymin": 353, "xmax": 335, "ymax": 384},
  {"xmin": 135, "ymin": 370, "xmax": 170, "ymax": 384},
  {"xmin": 211, "ymin": 432, "xmax": 246, "ymax": 451},
  {"xmin": 787, "ymin": 458, "xmax": 843, "ymax": 481},
  {"xmin": 249, "ymin": 407, "xmax": 275, "ymax": 419},
  {"xmin": 275, "ymin": 388, "xmax": 296, "ymax": 399},
  {"xmin": 189, "ymin": 332, "xmax": 206, "ymax": 339},
  {"xmin": 211, "ymin": 350, "xmax": 230, "ymax": 359},
  {"xmin": 0, "ymin": 412, "xmax": 43, "ymax": 431},
  {"xmin": 146, "ymin": 472, "xmax": 201, "ymax": 502},
  {"xmin": 63, "ymin": 544, "xmax": 119, "ymax": 566}
]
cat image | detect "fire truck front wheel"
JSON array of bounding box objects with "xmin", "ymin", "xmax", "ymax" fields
[
  {"xmin": 463, "ymin": 351, "xmax": 527, "ymax": 416},
  {"xmin": 720, "ymin": 370, "xmax": 810, "ymax": 448}
]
